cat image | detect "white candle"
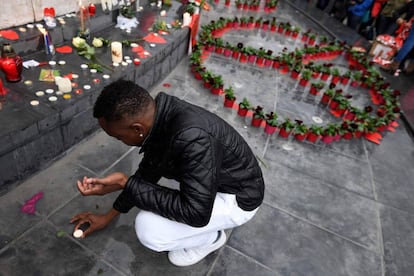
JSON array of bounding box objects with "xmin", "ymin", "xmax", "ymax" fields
[
  {"xmin": 111, "ymin": 41, "xmax": 123, "ymax": 63},
  {"xmin": 55, "ymin": 77, "xmax": 72, "ymax": 93},
  {"xmin": 182, "ymin": 12, "xmax": 191, "ymax": 27},
  {"xmin": 79, "ymin": 0, "xmax": 85, "ymax": 32},
  {"xmin": 101, "ymin": 0, "xmax": 107, "ymax": 11}
]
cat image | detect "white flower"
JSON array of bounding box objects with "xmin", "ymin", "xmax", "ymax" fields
[
  {"xmin": 72, "ymin": 37, "xmax": 86, "ymax": 48},
  {"xmin": 92, "ymin": 37, "xmax": 104, "ymax": 48}
]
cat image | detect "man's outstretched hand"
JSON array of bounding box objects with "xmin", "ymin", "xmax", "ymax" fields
[
  {"xmin": 77, "ymin": 172, "xmax": 129, "ymax": 196},
  {"xmin": 70, "ymin": 208, "xmax": 120, "ymax": 238}
]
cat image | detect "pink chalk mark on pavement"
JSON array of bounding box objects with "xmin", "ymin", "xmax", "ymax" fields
[{"xmin": 21, "ymin": 192, "xmax": 44, "ymax": 214}]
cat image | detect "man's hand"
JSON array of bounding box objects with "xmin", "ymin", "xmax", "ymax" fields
[
  {"xmin": 397, "ymin": 18, "xmax": 405, "ymax": 25},
  {"xmin": 77, "ymin": 172, "xmax": 129, "ymax": 196},
  {"xmin": 70, "ymin": 208, "xmax": 120, "ymax": 238}
]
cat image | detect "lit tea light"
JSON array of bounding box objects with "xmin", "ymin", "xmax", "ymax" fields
[
  {"xmin": 133, "ymin": 58, "xmax": 141, "ymax": 65},
  {"xmin": 48, "ymin": 96, "xmax": 58, "ymax": 102},
  {"xmin": 121, "ymin": 61, "xmax": 128, "ymax": 66},
  {"xmin": 75, "ymin": 89, "xmax": 82, "ymax": 94},
  {"xmin": 63, "ymin": 94, "xmax": 72, "ymax": 99},
  {"xmin": 35, "ymin": 91, "xmax": 45, "ymax": 97},
  {"xmin": 83, "ymin": 85, "xmax": 91, "ymax": 90},
  {"xmin": 48, "ymin": 61, "xmax": 56, "ymax": 67},
  {"xmin": 35, "ymin": 23, "xmax": 44, "ymax": 28},
  {"xmin": 30, "ymin": 100, "xmax": 40, "ymax": 106},
  {"xmin": 72, "ymin": 74, "xmax": 79, "ymax": 79},
  {"xmin": 102, "ymin": 74, "xmax": 110, "ymax": 79},
  {"xmin": 56, "ymin": 91, "xmax": 63, "ymax": 96},
  {"xmin": 126, "ymin": 59, "xmax": 133, "ymax": 64},
  {"xmin": 72, "ymin": 82, "xmax": 78, "ymax": 87},
  {"xmin": 24, "ymin": 80, "xmax": 33, "ymax": 86},
  {"xmin": 130, "ymin": 43, "xmax": 138, "ymax": 48},
  {"xmin": 312, "ymin": 116, "xmax": 323, "ymax": 124},
  {"xmin": 124, "ymin": 56, "xmax": 131, "ymax": 60},
  {"xmin": 113, "ymin": 62, "xmax": 120, "ymax": 67},
  {"xmin": 80, "ymin": 64, "xmax": 88, "ymax": 69},
  {"xmin": 282, "ymin": 144, "xmax": 294, "ymax": 151},
  {"xmin": 149, "ymin": 43, "xmax": 156, "ymax": 48},
  {"xmin": 19, "ymin": 27, "xmax": 27, "ymax": 32},
  {"xmin": 26, "ymin": 24, "xmax": 34, "ymax": 29},
  {"xmin": 45, "ymin": 89, "xmax": 54, "ymax": 94},
  {"xmin": 73, "ymin": 229, "xmax": 83, "ymax": 238},
  {"xmin": 73, "ymin": 222, "xmax": 90, "ymax": 239},
  {"xmin": 93, "ymin": 78, "xmax": 100, "ymax": 84},
  {"xmin": 143, "ymin": 51, "xmax": 150, "ymax": 56},
  {"xmin": 58, "ymin": 60, "xmax": 66, "ymax": 65},
  {"xmin": 90, "ymin": 68, "xmax": 97, "ymax": 74}
]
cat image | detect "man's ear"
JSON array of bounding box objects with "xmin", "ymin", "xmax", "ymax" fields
[{"xmin": 131, "ymin": 122, "xmax": 145, "ymax": 134}]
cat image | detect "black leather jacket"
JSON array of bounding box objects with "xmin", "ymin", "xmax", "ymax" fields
[{"xmin": 113, "ymin": 92, "xmax": 264, "ymax": 227}]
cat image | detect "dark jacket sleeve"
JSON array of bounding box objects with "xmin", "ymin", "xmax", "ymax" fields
[{"xmin": 113, "ymin": 128, "xmax": 221, "ymax": 227}]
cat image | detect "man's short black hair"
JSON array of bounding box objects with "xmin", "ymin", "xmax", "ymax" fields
[{"xmin": 93, "ymin": 79, "xmax": 153, "ymax": 122}]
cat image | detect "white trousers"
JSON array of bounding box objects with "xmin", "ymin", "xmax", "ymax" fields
[{"xmin": 135, "ymin": 193, "xmax": 259, "ymax": 252}]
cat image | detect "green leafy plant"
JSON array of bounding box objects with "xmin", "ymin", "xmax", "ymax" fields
[
  {"xmin": 280, "ymin": 118, "xmax": 295, "ymax": 131},
  {"xmin": 311, "ymin": 81, "xmax": 325, "ymax": 89},
  {"xmin": 211, "ymin": 75, "xmax": 224, "ymax": 88},
  {"xmin": 224, "ymin": 86, "xmax": 236, "ymax": 100},
  {"xmin": 253, "ymin": 106, "xmax": 265, "ymax": 119},
  {"xmin": 309, "ymin": 125, "xmax": 323, "ymax": 135},
  {"xmin": 190, "ymin": 49, "xmax": 202, "ymax": 66},
  {"xmin": 201, "ymin": 70, "xmax": 213, "ymax": 83},
  {"xmin": 352, "ymin": 71, "xmax": 362, "ymax": 82},
  {"xmin": 294, "ymin": 121, "xmax": 308, "ymax": 134},
  {"xmin": 301, "ymin": 68, "xmax": 312, "ymax": 80},
  {"xmin": 120, "ymin": 5, "xmax": 135, "ymax": 18},
  {"xmin": 331, "ymin": 68, "xmax": 340, "ymax": 76},
  {"xmin": 239, "ymin": 98, "xmax": 252, "ymax": 110},
  {"xmin": 323, "ymin": 123, "xmax": 339, "ymax": 136},
  {"xmin": 265, "ymin": 112, "xmax": 278, "ymax": 126},
  {"xmin": 152, "ymin": 19, "xmax": 168, "ymax": 32},
  {"xmin": 257, "ymin": 47, "xmax": 267, "ymax": 58},
  {"xmin": 292, "ymin": 26, "xmax": 301, "ymax": 33}
]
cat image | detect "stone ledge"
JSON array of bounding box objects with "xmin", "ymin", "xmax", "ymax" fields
[{"xmin": 0, "ymin": 2, "xmax": 190, "ymax": 192}]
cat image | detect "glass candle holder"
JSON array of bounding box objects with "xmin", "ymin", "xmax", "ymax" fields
[{"xmin": 0, "ymin": 43, "xmax": 23, "ymax": 83}]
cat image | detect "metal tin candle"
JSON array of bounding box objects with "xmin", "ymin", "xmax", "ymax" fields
[{"xmin": 0, "ymin": 43, "xmax": 23, "ymax": 82}]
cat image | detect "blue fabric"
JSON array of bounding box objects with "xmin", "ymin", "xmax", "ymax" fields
[
  {"xmin": 348, "ymin": 0, "xmax": 374, "ymax": 17},
  {"xmin": 395, "ymin": 26, "xmax": 414, "ymax": 62}
]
